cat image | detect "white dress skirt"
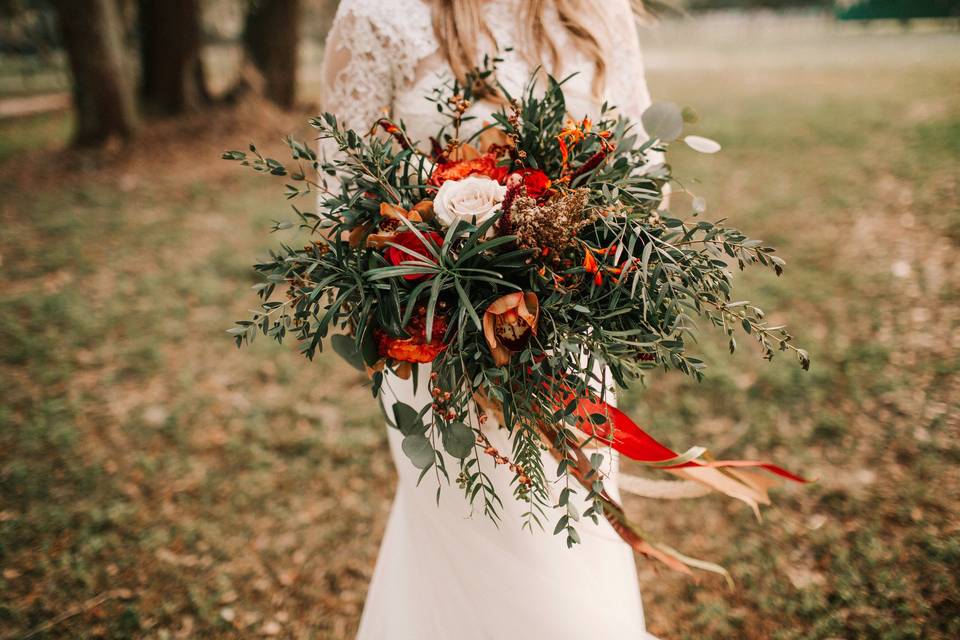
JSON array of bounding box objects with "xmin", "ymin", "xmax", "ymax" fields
[
  {"xmin": 358, "ymin": 367, "xmax": 655, "ymax": 640},
  {"xmin": 320, "ymin": 1, "xmax": 663, "ymax": 637}
]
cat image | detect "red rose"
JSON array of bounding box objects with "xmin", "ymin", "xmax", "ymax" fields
[
  {"xmin": 508, "ymin": 168, "xmax": 551, "ymax": 200},
  {"xmin": 429, "ymin": 153, "xmax": 508, "ymax": 187},
  {"xmin": 385, "ymin": 230, "xmax": 443, "ymax": 281},
  {"xmin": 376, "ymin": 313, "xmax": 448, "ymax": 363}
]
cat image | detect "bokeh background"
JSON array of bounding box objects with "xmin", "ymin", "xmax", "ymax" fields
[{"xmin": 1, "ymin": 0, "xmax": 959, "ymax": 638}]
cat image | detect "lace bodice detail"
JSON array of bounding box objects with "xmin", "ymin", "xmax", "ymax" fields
[{"xmin": 321, "ymin": 0, "xmax": 656, "ymax": 144}]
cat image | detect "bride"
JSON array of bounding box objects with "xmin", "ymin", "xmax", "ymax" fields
[{"xmin": 320, "ymin": 1, "xmax": 661, "ymax": 637}]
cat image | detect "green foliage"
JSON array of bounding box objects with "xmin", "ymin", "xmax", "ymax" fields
[
  {"xmin": 836, "ymin": 0, "xmax": 960, "ymax": 20},
  {"xmin": 226, "ymin": 68, "xmax": 806, "ymax": 546},
  {"xmin": 442, "ymin": 422, "xmax": 475, "ymax": 459}
]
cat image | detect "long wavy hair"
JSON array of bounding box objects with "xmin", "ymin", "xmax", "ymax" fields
[{"xmin": 430, "ymin": 0, "xmax": 648, "ymax": 98}]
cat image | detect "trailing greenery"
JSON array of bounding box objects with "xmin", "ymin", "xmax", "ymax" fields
[{"xmin": 225, "ymin": 68, "xmax": 806, "ymax": 551}]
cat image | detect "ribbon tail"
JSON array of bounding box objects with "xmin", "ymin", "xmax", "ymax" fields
[
  {"xmin": 602, "ymin": 496, "xmax": 694, "ymax": 576},
  {"xmin": 572, "ymin": 397, "xmax": 809, "ymax": 518},
  {"xmin": 725, "ymin": 467, "xmax": 780, "ymax": 502},
  {"xmin": 667, "ymin": 466, "xmax": 765, "ymax": 519},
  {"xmin": 669, "ymin": 459, "xmax": 810, "ymax": 484},
  {"xmin": 618, "ymin": 473, "xmax": 713, "ymax": 500},
  {"xmin": 537, "ymin": 419, "xmax": 730, "ymax": 580},
  {"xmin": 573, "ymin": 399, "xmax": 677, "ymax": 461},
  {"xmin": 576, "ymin": 398, "xmax": 811, "ymax": 484}
]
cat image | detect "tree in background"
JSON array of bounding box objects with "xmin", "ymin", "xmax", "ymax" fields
[
  {"xmin": 243, "ymin": 0, "xmax": 301, "ymax": 109},
  {"xmin": 50, "ymin": 0, "xmax": 138, "ymax": 145},
  {"xmin": 683, "ymin": 0, "xmax": 832, "ymax": 8},
  {"xmin": 35, "ymin": 0, "xmax": 308, "ymax": 147},
  {"xmin": 139, "ymin": 0, "xmax": 210, "ymax": 114},
  {"xmin": 836, "ymin": 0, "xmax": 960, "ymax": 20}
]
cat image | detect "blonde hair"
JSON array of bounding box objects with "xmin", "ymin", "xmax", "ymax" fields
[{"xmin": 430, "ymin": 0, "xmax": 646, "ymax": 98}]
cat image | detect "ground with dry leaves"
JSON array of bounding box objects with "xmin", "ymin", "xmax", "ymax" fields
[{"xmin": 1, "ymin": 14, "xmax": 958, "ymax": 640}]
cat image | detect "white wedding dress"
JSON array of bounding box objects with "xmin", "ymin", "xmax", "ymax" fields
[{"xmin": 320, "ymin": 1, "xmax": 660, "ymax": 638}]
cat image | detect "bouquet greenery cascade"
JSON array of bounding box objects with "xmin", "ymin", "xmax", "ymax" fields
[{"xmin": 226, "ymin": 67, "xmax": 809, "ymax": 580}]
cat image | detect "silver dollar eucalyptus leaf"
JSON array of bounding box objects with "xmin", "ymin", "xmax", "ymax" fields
[
  {"xmin": 641, "ymin": 102, "xmax": 684, "ymax": 142},
  {"xmin": 442, "ymin": 422, "xmax": 475, "ymax": 459},
  {"xmin": 684, "ymin": 135, "xmax": 722, "ymax": 154},
  {"xmin": 402, "ymin": 433, "xmax": 435, "ymax": 469}
]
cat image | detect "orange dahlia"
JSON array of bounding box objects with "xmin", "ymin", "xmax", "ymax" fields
[
  {"xmin": 429, "ymin": 153, "xmax": 508, "ymax": 187},
  {"xmin": 376, "ymin": 313, "xmax": 448, "ymax": 364}
]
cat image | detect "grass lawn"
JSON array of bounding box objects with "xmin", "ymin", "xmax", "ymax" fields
[{"xmin": 1, "ymin": 14, "xmax": 958, "ymax": 640}]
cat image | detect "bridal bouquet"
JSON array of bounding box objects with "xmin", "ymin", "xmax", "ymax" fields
[{"xmin": 226, "ymin": 67, "xmax": 809, "ymax": 579}]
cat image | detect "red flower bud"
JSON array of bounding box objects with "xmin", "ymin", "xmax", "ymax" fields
[
  {"xmin": 385, "ymin": 230, "xmax": 443, "ymax": 281},
  {"xmin": 507, "ymin": 168, "xmax": 551, "ymax": 200}
]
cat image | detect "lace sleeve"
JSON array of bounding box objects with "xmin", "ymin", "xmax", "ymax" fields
[
  {"xmin": 317, "ymin": 2, "xmax": 398, "ymax": 212},
  {"xmin": 320, "ymin": 4, "xmax": 395, "ymax": 131}
]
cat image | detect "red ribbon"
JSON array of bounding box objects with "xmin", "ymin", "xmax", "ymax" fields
[{"xmin": 574, "ymin": 398, "xmax": 809, "ymax": 483}]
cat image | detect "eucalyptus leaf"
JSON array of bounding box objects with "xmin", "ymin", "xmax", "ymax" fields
[
  {"xmin": 641, "ymin": 102, "xmax": 683, "ymax": 142},
  {"xmin": 684, "ymin": 135, "xmax": 722, "ymax": 154},
  {"xmin": 443, "ymin": 422, "xmax": 475, "ymax": 459},
  {"xmin": 330, "ymin": 334, "xmax": 364, "ymax": 371},
  {"xmin": 402, "ymin": 433, "xmax": 435, "ymax": 470},
  {"xmin": 393, "ymin": 402, "xmax": 425, "ymax": 436}
]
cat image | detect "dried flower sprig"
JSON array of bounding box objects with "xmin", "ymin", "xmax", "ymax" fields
[{"xmin": 509, "ymin": 189, "xmax": 596, "ymax": 265}]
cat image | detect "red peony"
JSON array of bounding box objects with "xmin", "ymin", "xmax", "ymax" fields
[
  {"xmin": 385, "ymin": 230, "xmax": 443, "ymax": 281},
  {"xmin": 376, "ymin": 313, "xmax": 448, "ymax": 363},
  {"xmin": 429, "ymin": 153, "xmax": 508, "ymax": 187},
  {"xmin": 508, "ymin": 168, "xmax": 552, "ymax": 200}
]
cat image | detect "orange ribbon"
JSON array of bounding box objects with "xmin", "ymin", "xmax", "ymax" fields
[{"xmin": 573, "ymin": 398, "xmax": 809, "ymax": 483}]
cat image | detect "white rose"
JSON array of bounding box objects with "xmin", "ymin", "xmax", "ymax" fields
[{"xmin": 433, "ymin": 176, "xmax": 507, "ymax": 229}]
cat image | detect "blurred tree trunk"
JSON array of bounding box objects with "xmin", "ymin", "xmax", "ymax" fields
[
  {"xmin": 139, "ymin": 0, "xmax": 209, "ymax": 114},
  {"xmin": 51, "ymin": 0, "xmax": 138, "ymax": 146},
  {"xmin": 243, "ymin": 0, "xmax": 301, "ymax": 109}
]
